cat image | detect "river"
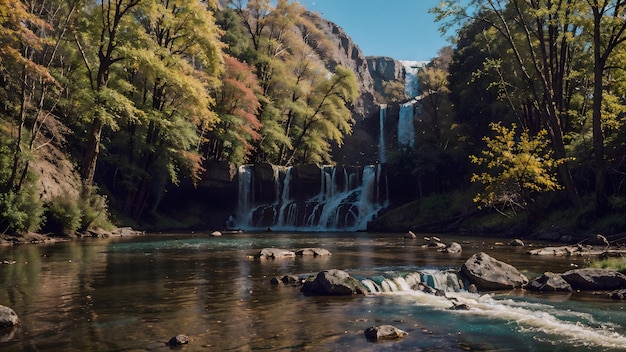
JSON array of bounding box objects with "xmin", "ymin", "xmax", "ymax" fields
[{"xmin": 0, "ymin": 232, "xmax": 625, "ymax": 351}]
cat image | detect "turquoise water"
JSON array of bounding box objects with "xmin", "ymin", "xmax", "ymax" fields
[{"xmin": 0, "ymin": 232, "xmax": 624, "ymax": 351}]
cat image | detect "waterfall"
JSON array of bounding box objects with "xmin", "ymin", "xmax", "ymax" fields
[
  {"xmin": 236, "ymin": 165, "xmax": 254, "ymax": 227},
  {"xmin": 400, "ymin": 60, "xmax": 422, "ymax": 99},
  {"xmin": 236, "ymin": 164, "xmax": 387, "ymax": 231},
  {"xmin": 379, "ymin": 104, "xmax": 387, "ymax": 163},
  {"xmin": 398, "ymin": 100, "xmax": 415, "ymax": 148}
]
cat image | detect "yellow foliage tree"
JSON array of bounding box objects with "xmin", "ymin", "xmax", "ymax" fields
[{"xmin": 470, "ymin": 122, "xmax": 565, "ymax": 216}]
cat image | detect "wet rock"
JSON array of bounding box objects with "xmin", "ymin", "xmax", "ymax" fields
[
  {"xmin": 270, "ymin": 274, "xmax": 301, "ymax": 285},
  {"xmin": 301, "ymin": 269, "xmax": 366, "ymax": 295},
  {"xmin": 562, "ymin": 268, "xmax": 626, "ymax": 291},
  {"xmin": 424, "ymin": 241, "xmax": 446, "ymax": 249},
  {"xmin": 364, "ymin": 325, "xmax": 408, "ymax": 341},
  {"xmin": 609, "ymin": 289, "xmax": 626, "ymax": 299},
  {"xmin": 527, "ymin": 272, "xmax": 572, "ymax": 292},
  {"xmin": 166, "ymin": 334, "xmax": 189, "ymax": 346},
  {"xmin": 467, "ymin": 284, "xmax": 478, "ymax": 293},
  {"xmin": 254, "ymin": 248, "xmax": 295, "ymax": 259},
  {"xmin": 528, "ymin": 245, "xmax": 590, "ymax": 256},
  {"xmin": 509, "ymin": 239, "xmax": 525, "ymax": 247},
  {"xmin": 461, "ymin": 252, "xmax": 528, "ymax": 290},
  {"xmin": 412, "ymin": 282, "xmax": 445, "ymax": 296},
  {"xmin": 295, "ymin": 248, "xmax": 332, "ymax": 257},
  {"xmin": 0, "ymin": 305, "xmax": 18, "ymax": 328},
  {"xmin": 449, "ymin": 302, "xmax": 471, "ymax": 310},
  {"xmin": 442, "ymin": 242, "xmax": 462, "ymax": 254}
]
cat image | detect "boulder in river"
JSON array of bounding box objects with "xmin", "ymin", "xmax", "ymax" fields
[
  {"xmin": 442, "ymin": 242, "xmax": 462, "ymax": 254},
  {"xmin": 295, "ymin": 248, "xmax": 331, "ymax": 257},
  {"xmin": 561, "ymin": 268, "xmax": 626, "ymax": 291},
  {"xmin": 301, "ymin": 269, "xmax": 366, "ymax": 295},
  {"xmin": 527, "ymin": 272, "xmax": 572, "ymax": 292},
  {"xmin": 254, "ymin": 248, "xmax": 295, "ymax": 259},
  {"xmin": 461, "ymin": 252, "xmax": 528, "ymax": 290},
  {"xmin": 364, "ymin": 325, "xmax": 408, "ymax": 341},
  {"xmin": 0, "ymin": 305, "xmax": 17, "ymax": 328}
]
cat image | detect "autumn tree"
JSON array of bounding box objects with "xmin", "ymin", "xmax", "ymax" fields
[
  {"xmin": 205, "ymin": 54, "xmax": 262, "ymax": 164},
  {"xmin": 470, "ymin": 122, "xmax": 564, "ymax": 216},
  {"xmin": 109, "ymin": 0, "xmax": 224, "ymax": 219}
]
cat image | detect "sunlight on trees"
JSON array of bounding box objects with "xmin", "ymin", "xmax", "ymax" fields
[{"xmin": 470, "ymin": 122, "xmax": 564, "ymax": 216}]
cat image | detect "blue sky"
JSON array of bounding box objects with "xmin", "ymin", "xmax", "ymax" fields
[{"xmin": 302, "ymin": 0, "xmax": 452, "ymax": 61}]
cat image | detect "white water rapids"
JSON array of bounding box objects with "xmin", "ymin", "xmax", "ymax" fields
[{"xmin": 360, "ymin": 273, "xmax": 626, "ymax": 349}]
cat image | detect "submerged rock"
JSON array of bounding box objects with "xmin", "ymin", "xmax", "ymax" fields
[
  {"xmin": 527, "ymin": 245, "xmax": 590, "ymax": 256},
  {"xmin": 562, "ymin": 268, "xmax": 626, "ymax": 291},
  {"xmin": 254, "ymin": 248, "xmax": 295, "ymax": 259},
  {"xmin": 0, "ymin": 305, "xmax": 18, "ymax": 328},
  {"xmin": 527, "ymin": 272, "xmax": 572, "ymax": 292},
  {"xmin": 295, "ymin": 248, "xmax": 331, "ymax": 257},
  {"xmin": 461, "ymin": 252, "xmax": 528, "ymax": 290},
  {"xmin": 364, "ymin": 325, "xmax": 408, "ymax": 341},
  {"xmin": 301, "ymin": 269, "xmax": 366, "ymax": 295}
]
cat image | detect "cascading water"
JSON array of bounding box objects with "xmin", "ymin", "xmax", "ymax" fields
[
  {"xmin": 236, "ymin": 165, "xmax": 253, "ymax": 227},
  {"xmin": 352, "ymin": 267, "xmax": 626, "ymax": 349},
  {"xmin": 379, "ymin": 104, "xmax": 387, "ymax": 163},
  {"xmin": 398, "ymin": 100, "xmax": 416, "ymax": 148},
  {"xmin": 236, "ymin": 164, "xmax": 387, "ymax": 231},
  {"xmin": 400, "ymin": 60, "xmax": 422, "ymax": 99}
]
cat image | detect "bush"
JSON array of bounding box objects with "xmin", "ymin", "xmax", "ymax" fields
[
  {"xmin": 43, "ymin": 195, "xmax": 82, "ymax": 235},
  {"xmin": 78, "ymin": 191, "xmax": 114, "ymax": 231},
  {"xmin": 0, "ymin": 185, "xmax": 45, "ymax": 234}
]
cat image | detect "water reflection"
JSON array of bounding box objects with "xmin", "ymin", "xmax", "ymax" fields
[{"xmin": 0, "ymin": 233, "xmax": 618, "ymax": 351}]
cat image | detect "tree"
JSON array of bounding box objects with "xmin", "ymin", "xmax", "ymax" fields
[
  {"xmin": 470, "ymin": 122, "xmax": 564, "ymax": 216},
  {"xmin": 75, "ymin": 0, "xmax": 144, "ymax": 197},
  {"xmin": 417, "ymin": 46, "xmax": 453, "ymax": 146},
  {"xmin": 115, "ymin": 0, "xmax": 224, "ymax": 219},
  {"xmin": 286, "ymin": 65, "xmax": 358, "ymax": 164},
  {"xmin": 434, "ymin": 0, "xmax": 585, "ymax": 208},
  {"xmin": 205, "ymin": 54, "xmax": 262, "ymax": 164},
  {"xmin": 583, "ymin": 0, "xmax": 626, "ymax": 214}
]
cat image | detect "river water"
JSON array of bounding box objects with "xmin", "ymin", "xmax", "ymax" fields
[{"xmin": 0, "ymin": 232, "xmax": 625, "ymax": 351}]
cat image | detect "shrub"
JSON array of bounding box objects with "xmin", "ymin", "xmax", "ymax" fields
[
  {"xmin": 0, "ymin": 186, "xmax": 45, "ymax": 234},
  {"xmin": 78, "ymin": 191, "xmax": 114, "ymax": 231},
  {"xmin": 43, "ymin": 195, "xmax": 82, "ymax": 235}
]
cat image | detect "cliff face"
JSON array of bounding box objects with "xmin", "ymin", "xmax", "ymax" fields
[
  {"xmin": 307, "ymin": 14, "xmax": 408, "ymax": 165},
  {"xmin": 367, "ymin": 56, "xmax": 405, "ymax": 96}
]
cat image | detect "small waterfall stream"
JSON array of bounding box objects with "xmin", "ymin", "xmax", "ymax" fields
[
  {"xmin": 379, "ymin": 104, "xmax": 387, "ymax": 163},
  {"xmin": 398, "ymin": 100, "xmax": 416, "ymax": 147}
]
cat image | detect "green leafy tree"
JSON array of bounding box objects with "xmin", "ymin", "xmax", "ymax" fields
[
  {"xmin": 470, "ymin": 122, "xmax": 564, "ymax": 216},
  {"xmin": 434, "ymin": 0, "xmax": 585, "ymax": 208},
  {"xmin": 75, "ymin": 0, "xmax": 144, "ymax": 198},
  {"xmin": 114, "ymin": 0, "xmax": 224, "ymax": 219}
]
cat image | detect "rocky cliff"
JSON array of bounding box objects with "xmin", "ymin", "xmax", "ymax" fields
[{"xmin": 305, "ymin": 12, "xmax": 409, "ymax": 165}]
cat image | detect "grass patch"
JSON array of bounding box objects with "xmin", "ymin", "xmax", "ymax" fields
[{"xmin": 587, "ymin": 257, "xmax": 626, "ymax": 275}]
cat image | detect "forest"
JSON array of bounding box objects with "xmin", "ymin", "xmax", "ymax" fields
[{"xmin": 1, "ymin": 0, "xmax": 626, "ymax": 238}]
